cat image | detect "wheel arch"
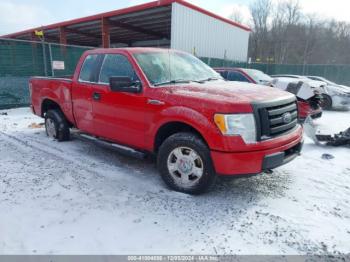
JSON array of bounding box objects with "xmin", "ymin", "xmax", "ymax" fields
[
  {"xmin": 154, "ymin": 121, "xmax": 209, "ymax": 153},
  {"xmin": 41, "ymin": 98, "xmax": 62, "ymax": 117},
  {"xmin": 321, "ymin": 93, "xmax": 333, "ymax": 109}
]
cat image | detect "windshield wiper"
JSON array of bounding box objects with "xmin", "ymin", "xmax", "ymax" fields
[
  {"xmin": 197, "ymin": 77, "xmax": 221, "ymax": 83},
  {"xmin": 154, "ymin": 79, "xmax": 191, "ymax": 86}
]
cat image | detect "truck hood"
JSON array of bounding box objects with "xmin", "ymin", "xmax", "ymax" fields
[{"xmin": 160, "ymin": 80, "xmax": 295, "ymax": 112}]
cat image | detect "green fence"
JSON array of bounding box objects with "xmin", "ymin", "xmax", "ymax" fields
[
  {"xmin": 200, "ymin": 57, "xmax": 350, "ymax": 86},
  {"xmin": 1, "ymin": 38, "xmax": 350, "ymax": 109},
  {"xmin": 0, "ymin": 38, "xmax": 92, "ymax": 109}
]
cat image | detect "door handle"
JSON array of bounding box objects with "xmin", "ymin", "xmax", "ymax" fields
[
  {"xmin": 147, "ymin": 99, "xmax": 165, "ymax": 105},
  {"xmin": 93, "ymin": 92, "xmax": 101, "ymax": 101}
]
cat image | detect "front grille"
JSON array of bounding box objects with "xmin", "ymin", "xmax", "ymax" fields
[{"xmin": 253, "ymin": 97, "xmax": 298, "ymax": 140}]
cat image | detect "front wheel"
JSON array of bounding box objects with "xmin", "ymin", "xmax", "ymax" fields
[
  {"xmin": 320, "ymin": 94, "xmax": 332, "ymax": 110},
  {"xmin": 157, "ymin": 132, "xmax": 216, "ymax": 194},
  {"xmin": 45, "ymin": 109, "xmax": 70, "ymax": 142}
]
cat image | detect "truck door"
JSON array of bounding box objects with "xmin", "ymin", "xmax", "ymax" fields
[
  {"xmin": 91, "ymin": 53, "xmax": 148, "ymax": 149},
  {"xmin": 71, "ymin": 54, "xmax": 103, "ymax": 134}
]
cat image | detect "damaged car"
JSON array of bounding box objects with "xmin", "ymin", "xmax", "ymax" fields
[
  {"xmin": 306, "ymin": 76, "xmax": 350, "ymax": 110},
  {"xmin": 271, "ymin": 77, "xmax": 323, "ymax": 122},
  {"xmin": 273, "ymin": 74, "xmax": 350, "ymax": 110}
]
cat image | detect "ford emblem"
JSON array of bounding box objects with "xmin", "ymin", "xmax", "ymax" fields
[{"xmin": 282, "ymin": 112, "xmax": 292, "ymax": 124}]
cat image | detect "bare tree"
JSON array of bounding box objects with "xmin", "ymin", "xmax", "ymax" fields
[
  {"xmin": 284, "ymin": 0, "xmax": 301, "ymax": 25},
  {"xmin": 248, "ymin": 0, "xmax": 350, "ymax": 65},
  {"xmin": 249, "ymin": 0, "xmax": 272, "ymax": 62},
  {"xmin": 277, "ymin": 0, "xmax": 301, "ymax": 63},
  {"xmin": 229, "ymin": 8, "xmax": 244, "ymax": 24},
  {"xmin": 250, "ymin": 0, "xmax": 271, "ymax": 32}
]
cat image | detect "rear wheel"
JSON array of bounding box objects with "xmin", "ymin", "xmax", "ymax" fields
[
  {"xmin": 320, "ymin": 94, "xmax": 332, "ymax": 110},
  {"xmin": 157, "ymin": 132, "xmax": 216, "ymax": 194},
  {"xmin": 45, "ymin": 109, "xmax": 70, "ymax": 141}
]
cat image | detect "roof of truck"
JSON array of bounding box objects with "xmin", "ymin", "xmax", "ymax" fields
[{"xmin": 84, "ymin": 47, "xmax": 185, "ymax": 55}]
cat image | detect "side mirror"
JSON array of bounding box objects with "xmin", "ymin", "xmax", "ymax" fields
[{"xmin": 109, "ymin": 76, "xmax": 141, "ymax": 93}]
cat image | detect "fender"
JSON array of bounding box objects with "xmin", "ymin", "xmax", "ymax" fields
[
  {"xmin": 39, "ymin": 82, "xmax": 75, "ymax": 124},
  {"xmin": 148, "ymin": 106, "xmax": 220, "ymax": 150}
]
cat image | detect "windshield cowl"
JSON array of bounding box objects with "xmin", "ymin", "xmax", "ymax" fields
[{"xmin": 153, "ymin": 77, "xmax": 222, "ymax": 87}]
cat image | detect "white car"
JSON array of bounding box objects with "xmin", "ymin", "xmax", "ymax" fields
[
  {"xmin": 272, "ymin": 74, "xmax": 350, "ymax": 110},
  {"xmin": 307, "ymin": 75, "xmax": 350, "ymax": 93},
  {"xmin": 271, "ymin": 75, "xmax": 326, "ymax": 95},
  {"xmin": 271, "ymin": 77, "xmax": 317, "ymax": 100},
  {"xmin": 271, "ymin": 77, "xmax": 323, "ymax": 121},
  {"xmin": 307, "ymin": 76, "xmax": 350, "ymax": 92}
]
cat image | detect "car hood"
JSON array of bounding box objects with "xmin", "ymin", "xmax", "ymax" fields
[
  {"xmin": 273, "ymin": 77, "xmax": 325, "ymax": 93},
  {"xmin": 159, "ymin": 80, "xmax": 295, "ymax": 112},
  {"xmin": 339, "ymin": 85, "xmax": 350, "ymax": 91},
  {"xmin": 331, "ymin": 85, "xmax": 350, "ymax": 94}
]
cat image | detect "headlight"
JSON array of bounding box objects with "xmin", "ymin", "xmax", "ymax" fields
[{"xmin": 214, "ymin": 113, "xmax": 257, "ymax": 144}]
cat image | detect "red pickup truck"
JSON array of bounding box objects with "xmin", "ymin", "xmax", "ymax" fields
[{"xmin": 30, "ymin": 48, "xmax": 303, "ymax": 194}]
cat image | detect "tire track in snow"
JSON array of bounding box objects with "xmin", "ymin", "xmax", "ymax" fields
[{"xmin": 0, "ymin": 130, "xmax": 190, "ymax": 201}]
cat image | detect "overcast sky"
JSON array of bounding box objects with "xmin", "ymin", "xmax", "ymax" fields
[{"xmin": 0, "ymin": 0, "xmax": 348, "ymax": 35}]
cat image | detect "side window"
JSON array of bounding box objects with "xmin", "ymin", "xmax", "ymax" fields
[
  {"xmin": 99, "ymin": 54, "xmax": 137, "ymax": 84},
  {"xmin": 227, "ymin": 71, "xmax": 250, "ymax": 82},
  {"xmin": 79, "ymin": 54, "xmax": 99, "ymax": 82},
  {"xmin": 218, "ymin": 71, "xmax": 228, "ymax": 79}
]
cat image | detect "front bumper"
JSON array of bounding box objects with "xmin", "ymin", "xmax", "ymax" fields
[
  {"xmin": 299, "ymin": 110, "xmax": 322, "ymax": 123},
  {"xmin": 211, "ymin": 135, "xmax": 303, "ymax": 176},
  {"xmin": 262, "ymin": 142, "xmax": 303, "ymax": 170}
]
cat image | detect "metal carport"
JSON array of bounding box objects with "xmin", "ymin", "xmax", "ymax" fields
[{"xmin": 1, "ymin": 0, "xmax": 251, "ymax": 61}]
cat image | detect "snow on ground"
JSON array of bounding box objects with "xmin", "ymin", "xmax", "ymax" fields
[{"xmin": 0, "ymin": 107, "xmax": 349, "ymax": 255}]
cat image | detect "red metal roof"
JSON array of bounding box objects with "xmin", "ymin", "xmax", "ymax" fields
[
  {"xmin": 1, "ymin": 0, "xmax": 251, "ymax": 48},
  {"xmin": 1, "ymin": 0, "xmax": 250, "ymax": 39}
]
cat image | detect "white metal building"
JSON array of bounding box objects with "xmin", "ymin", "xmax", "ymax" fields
[
  {"xmin": 3, "ymin": 0, "xmax": 251, "ymax": 61},
  {"xmin": 171, "ymin": 2, "xmax": 250, "ymax": 61}
]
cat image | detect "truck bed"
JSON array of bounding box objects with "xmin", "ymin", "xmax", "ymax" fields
[
  {"xmin": 30, "ymin": 75, "xmax": 74, "ymax": 123},
  {"xmin": 31, "ymin": 75, "xmax": 73, "ymax": 81}
]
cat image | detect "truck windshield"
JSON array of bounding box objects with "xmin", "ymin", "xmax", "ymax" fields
[{"xmin": 133, "ymin": 51, "xmax": 222, "ymax": 86}]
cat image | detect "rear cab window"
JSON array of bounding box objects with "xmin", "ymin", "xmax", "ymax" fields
[{"xmin": 79, "ymin": 54, "xmax": 102, "ymax": 83}]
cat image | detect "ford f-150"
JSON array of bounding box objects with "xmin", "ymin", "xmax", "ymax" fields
[{"xmin": 30, "ymin": 48, "xmax": 303, "ymax": 194}]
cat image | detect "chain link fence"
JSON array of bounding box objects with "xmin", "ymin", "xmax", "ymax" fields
[
  {"xmin": 0, "ymin": 38, "xmax": 92, "ymax": 109},
  {"xmin": 1, "ymin": 38, "xmax": 350, "ymax": 109}
]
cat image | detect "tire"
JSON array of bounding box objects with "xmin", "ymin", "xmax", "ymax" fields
[
  {"xmin": 45, "ymin": 109, "xmax": 70, "ymax": 142},
  {"xmin": 157, "ymin": 132, "xmax": 216, "ymax": 195},
  {"xmin": 320, "ymin": 94, "xmax": 332, "ymax": 110}
]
